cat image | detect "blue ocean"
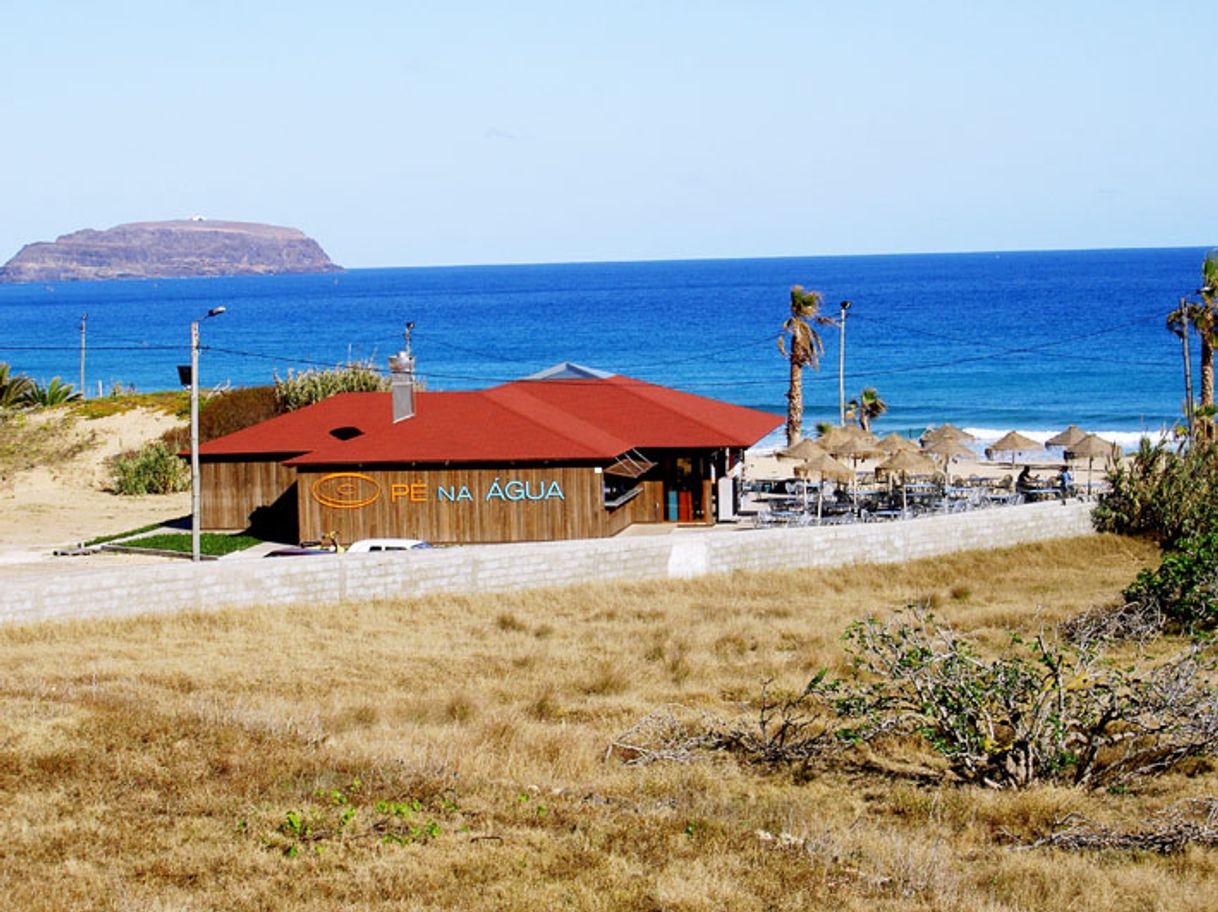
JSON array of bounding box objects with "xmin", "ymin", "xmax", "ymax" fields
[{"xmin": 0, "ymin": 247, "xmax": 1209, "ymax": 450}]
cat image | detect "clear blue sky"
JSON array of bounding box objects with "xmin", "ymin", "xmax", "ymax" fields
[{"xmin": 1, "ymin": 1, "xmax": 1213, "ymax": 268}]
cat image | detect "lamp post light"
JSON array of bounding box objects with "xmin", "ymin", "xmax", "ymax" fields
[
  {"xmin": 190, "ymin": 306, "xmax": 226, "ymax": 562},
  {"xmin": 837, "ymin": 300, "xmax": 853, "ymax": 426}
]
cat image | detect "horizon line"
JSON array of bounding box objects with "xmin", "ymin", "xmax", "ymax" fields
[{"xmin": 346, "ymin": 242, "xmax": 1215, "ymax": 272}]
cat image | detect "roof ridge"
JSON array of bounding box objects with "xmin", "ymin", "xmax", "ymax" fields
[
  {"xmin": 600, "ymin": 374, "xmax": 750, "ymax": 441},
  {"xmin": 482, "ymin": 381, "xmax": 632, "ymax": 457}
]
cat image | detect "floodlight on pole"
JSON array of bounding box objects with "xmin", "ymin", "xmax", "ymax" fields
[{"xmin": 189, "ymin": 306, "xmax": 226, "ymax": 562}]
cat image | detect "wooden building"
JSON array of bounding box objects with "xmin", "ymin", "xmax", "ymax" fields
[{"xmin": 197, "ymin": 362, "xmax": 780, "ymax": 544}]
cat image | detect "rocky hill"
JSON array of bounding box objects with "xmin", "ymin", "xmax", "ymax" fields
[{"xmin": 0, "ymin": 219, "xmax": 341, "ymax": 283}]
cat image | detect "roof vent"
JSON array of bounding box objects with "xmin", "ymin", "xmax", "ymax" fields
[
  {"xmin": 389, "ymin": 322, "xmax": 416, "ymax": 423},
  {"xmin": 329, "ymin": 425, "xmax": 364, "ymax": 441}
]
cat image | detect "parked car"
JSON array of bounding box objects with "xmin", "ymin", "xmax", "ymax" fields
[{"xmin": 346, "ymin": 538, "xmax": 433, "ymax": 553}]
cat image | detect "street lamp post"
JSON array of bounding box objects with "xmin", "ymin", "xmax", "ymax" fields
[
  {"xmin": 190, "ymin": 307, "xmax": 226, "ymax": 562},
  {"xmin": 838, "ymin": 300, "xmax": 852, "ymax": 425}
]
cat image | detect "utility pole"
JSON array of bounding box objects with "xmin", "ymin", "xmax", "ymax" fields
[
  {"xmin": 79, "ymin": 313, "xmax": 87, "ymax": 399},
  {"xmin": 190, "ymin": 307, "xmax": 226, "ymax": 562},
  {"xmin": 837, "ymin": 300, "xmax": 852, "ymax": 425}
]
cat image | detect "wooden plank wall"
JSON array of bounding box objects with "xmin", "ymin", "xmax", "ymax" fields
[
  {"xmin": 297, "ymin": 466, "xmax": 615, "ymax": 544},
  {"xmin": 201, "ymin": 459, "xmax": 297, "ymax": 530}
]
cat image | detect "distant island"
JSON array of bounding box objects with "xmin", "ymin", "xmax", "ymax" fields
[{"xmin": 0, "ymin": 219, "xmax": 342, "ymax": 283}]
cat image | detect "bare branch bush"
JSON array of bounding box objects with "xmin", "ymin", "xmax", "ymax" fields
[
  {"xmin": 1060, "ymin": 598, "xmax": 1165, "ymax": 649},
  {"xmin": 1025, "ymin": 798, "xmax": 1218, "ymax": 853},
  {"xmin": 609, "ymin": 674, "xmax": 855, "ymax": 775},
  {"xmin": 716, "ymin": 672, "xmax": 858, "ymax": 776},
  {"xmin": 842, "ymin": 606, "xmax": 1218, "ymax": 789},
  {"xmin": 607, "ymin": 706, "xmax": 732, "ymax": 766},
  {"xmin": 614, "ymin": 607, "xmax": 1218, "ymax": 789}
]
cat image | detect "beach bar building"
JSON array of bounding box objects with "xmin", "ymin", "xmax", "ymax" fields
[{"xmin": 196, "ymin": 360, "xmax": 780, "ymax": 544}]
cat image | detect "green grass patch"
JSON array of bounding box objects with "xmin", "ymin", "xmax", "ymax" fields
[
  {"xmin": 119, "ymin": 532, "xmax": 263, "ymax": 557},
  {"xmin": 84, "ymin": 522, "xmax": 173, "ymax": 547},
  {"xmin": 69, "ymin": 391, "xmax": 188, "ymax": 420}
]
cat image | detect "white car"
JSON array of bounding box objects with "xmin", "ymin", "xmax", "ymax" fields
[{"xmin": 346, "ymin": 538, "xmax": 433, "ymax": 553}]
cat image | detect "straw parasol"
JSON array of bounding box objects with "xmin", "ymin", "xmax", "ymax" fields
[
  {"xmin": 824, "ymin": 432, "xmax": 883, "ymax": 511},
  {"xmin": 776, "ymin": 437, "xmax": 828, "ymax": 462},
  {"xmin": 1046, "ymin": 424, "xmax": 1088, "ymax": 448},
  {"xmin": 1067, "ymin": 433, "xmax": 1120, "ymax": 498},
  {"xmin": 795, "ymin": 451, "xmax": 854, "ymax": 520},
  {"xmin": 921, "ymin": 423, "xmax": 976, "ymax": 445},
  {"xmin": 922, "ymin": 436, "xmax": 974, "ymax": 469},
  {"xmin": 879, "ymin": 432, "xmax": 920, "ymax": 455},
  {"xmin": 877, "ymin": 449, "xmax": 937, "ymax": 514},
  {"xmin": 817, "ymin": 424, "xmax": 864, "ymax": 450},
  {"xmin": 988, "ymin": 430, "xmax": 1043, "ymax": 467}
]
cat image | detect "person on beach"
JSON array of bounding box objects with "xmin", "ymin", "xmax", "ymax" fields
[
  {"xmin": 1015, "ymin": 466, "xmax": 1034, "ymax": 496},
  {"xmin": 1058, "ymin": 465, "xmax": 1073, "ymax": 501}
]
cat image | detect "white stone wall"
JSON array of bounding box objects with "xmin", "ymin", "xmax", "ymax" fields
[{"xmin": 0, "ymin": 502, "xmax": 1095, "ymax": 625}]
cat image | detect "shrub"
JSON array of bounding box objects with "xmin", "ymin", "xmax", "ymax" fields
[
  {"xmin": 841, "ymin": 607, "xmax": 1218, "ymax": 789},
  {"xmin": 22, "ymin": 377, "xmax": 82, "ymax": 407},
  {"xmin": 1122, "ymin": 533, "xmax": 1218, "ymax": 633},
  {"xmin": 159, "ymin": 385, "xmax": 282, "ymax": 451},
  {"xmin": 273, "ymin": 363, "xmax": 389, "ymax": 412},
  {"xmin": 107, "ymin": 442, "xmax": 190, "ymax": 494},
  {"xmin": 618, "ymin": 607, "xmax": 1218, "ymax": 790},
  {"xmin": 1094, "ymin": 437, "xmax": 1218, "ymax": 547}
]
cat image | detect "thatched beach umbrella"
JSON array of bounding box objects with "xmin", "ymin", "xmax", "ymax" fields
[
  {"xmin": 1067, "ymin": 433, "xmax": 1120, "ymax": 499},
  {"xmin": 879, "ymin": 432, "xmax": 920, "ymax": 455},
  {"xmin": 921, "ymin": 423, "xmax": 976, "ymax": 445},
  {"xmin": 988, "ymin": 430, "xmax": 1043, "ymax": 467},
  {"xmin": 795, "ymin": 451, "xmax": 854, "ymax": 520},
  {"xmin": 877, "ymin": 449, "xmax": 937, "ymax": 514},
  {"xmin": 817, "ymin": 424, "xmax": 863, "ymax": 449},
  {"xmin": 825, "ymin": 434, "xmax": 883, "ymax": 512},
  {"xmin": 922, "ymin": 436, "xmax": 974, "ymax": 473},
  {"xmin": 776, "ymin": 437, "xmax": 828, "ymax": 462},
  {"xmin": 1046, "ymin": 425, "xmax": 1088, "ymax": 448}
]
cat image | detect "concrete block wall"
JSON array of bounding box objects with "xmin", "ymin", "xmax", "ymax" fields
[{"xmin": 0, "ymin": 501, "xmax": 1095, "ymax": 625}]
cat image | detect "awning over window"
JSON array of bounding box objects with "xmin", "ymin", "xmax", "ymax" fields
[{"xmin": 604, "ymin": 449, "xmax": 655, "ymax": 478}]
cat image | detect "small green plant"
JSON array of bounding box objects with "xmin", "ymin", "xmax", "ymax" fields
[
  {"xmin": 107, "ymin": 442, "xmax": 190, "ymax": 494},
  {"xmin": 263, "ymin": 779, "xmax": 459, "ymax": 857}
]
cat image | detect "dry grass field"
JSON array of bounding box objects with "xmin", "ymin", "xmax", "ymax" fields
[{"xmin": 3, "ymin": 532, "xmax": 1215, "ymax": 911}]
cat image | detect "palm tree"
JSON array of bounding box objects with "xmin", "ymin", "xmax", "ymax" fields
[
  {"xmin": 777, "ymin": 285, "xmax": 831, "ymax": 445},
  {"xmin": 1174, "ymin": 252, "xmax": 1218, "ymax": 437},
  {"xmin": 1200, "ymin": 252, "xmax": 1218, "ymax": 409},
  {"xmin": 1167, "ymin": 297, "xmax": 1195, "ymax": 432},
  {"xmin": 846, "ymin": 386, "xmax": 887, "ymax": 432},
  {"xmin": 0, "ymin": 363, "xmax": 32, "ymax": 409},
  {"xmin": 22, "ymin": 377, "xmax": 82, "ymax": 407}
]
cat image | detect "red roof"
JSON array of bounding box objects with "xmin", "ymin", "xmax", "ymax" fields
[{"xmin": 199, "ymin": 374, "xmax": 781, "ymax": 465}]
